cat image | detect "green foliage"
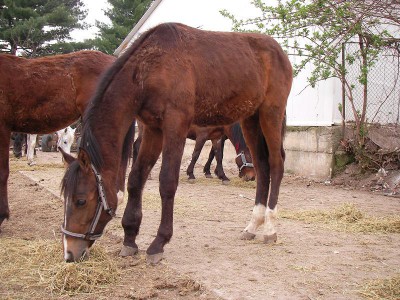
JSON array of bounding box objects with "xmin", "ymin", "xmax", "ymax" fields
[
  {"xmin": 91, "ymin": 0, "xmax": 153, "ymax": 54},
  {"xmin": 221, "ymin": 0, "xmax": 398, "ymax": 91},
  {"xmin": 221, "ymin": 0, "xmax": 399, "ymax": 149},
  {"xmin": 0, "ymin": 0, "xmax": 88, "ymax": 56}
]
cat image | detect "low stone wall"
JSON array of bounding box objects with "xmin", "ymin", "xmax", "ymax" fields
[{"xmin": 284, "ymin": 126, "xmax": 342, "ymax": 179}]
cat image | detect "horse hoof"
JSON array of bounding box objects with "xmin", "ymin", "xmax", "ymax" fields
[
  {"xmin": 264, "ymin": 233, "xmax": 277, "ymax": 244},
  {"xmin": 119, "ymin": 245, "xmax": 138, "ymax": 257},
  {"xmin": 204, "ymin": 174, "xmax": 213, "ymax": 179},
  {"xmin": 188, "ymin": 178, "xmax": 196, "ymax": 184},
  {"xmin": 222, "ymin": 180, "xmax": 230, "ymax": 185},
  {"xmin": 146, "ymin": 252, "xmax": 163, "ymax": 265},
  {"xmin": 240, "ymin": 231, "xmax": 256, "ymax": 240}
]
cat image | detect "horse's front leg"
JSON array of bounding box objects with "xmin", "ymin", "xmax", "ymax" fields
[
  {"xmin": 147, "ymin": 123, "xmax": 188, "ymax": 264},
  {"xmin": 0, "ymin": 127, "xmax": 11, "ymax": 231},
  {"xmin": 27, "ymin": 134, "xmax": 37, "ymax": 166},
  {"xmin": 120, "ymin": 126, "xmax": 162, "ymax": 257},
  {"xmin": 203, "ymin": 144, "xmax": 215, "ymax": 178}
]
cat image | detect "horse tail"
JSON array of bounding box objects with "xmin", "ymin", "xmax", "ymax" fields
[
  {"xmin": 121, "ymin": 120, "xmax": 136, "ymax": 170},
  {"xmin": 281, "ymin": 111, "xmax": 287, "ymax": 161}
]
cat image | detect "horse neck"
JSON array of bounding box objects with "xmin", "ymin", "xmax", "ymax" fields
[
  {"xmin": 225, "ymin": 124, "xmax": 247, "ymax": 154},
  {"xmin": 84, "ymin": 65, "xmax": 138, "ymax": 180}
]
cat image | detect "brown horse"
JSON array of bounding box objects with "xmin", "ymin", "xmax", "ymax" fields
[
  {"xmin": 133, "ymin": 122, "xmax": 256, "ymax": 183},
  {"xmin": 60, "ymin": 23, "xmax": 292, "ymax": 263},
  {"xmin": 0, "ymin": 51, "xmax": 133, "ymax": 231},
  {"xmin": 186, "ymin": 123, "xmax": 256, "ymax": 182}
]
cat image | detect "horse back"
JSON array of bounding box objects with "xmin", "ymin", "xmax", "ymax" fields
[
  {"xmin": 122, "ymin": 23, "xmax": 292, "ymax": 127},
  {"xmin": 0, "ymin": 51, "xmax": 115, "ymax": 133}
]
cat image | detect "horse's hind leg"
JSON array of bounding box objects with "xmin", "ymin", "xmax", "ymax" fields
[
  {"xmin": 186, "ymin": 136, "xmax": 207, "ymax": 182},
  {"xmin": 258, "ymin": 98, "xmax": 287, "ymax": 243},
  {"xmin": 240, "ymin": 115, "xmax": 271, "ymax": 240},
  {"xmin": 213, "ymin": 137, "xmax": 230, "ymax": 183},
  {"xmin": 0, "ymin": 126, "xmax": 11, "ymax": 231},
  {"xmin": 120, "ymin": 126, "xmax": 162, "ymax": 257}
]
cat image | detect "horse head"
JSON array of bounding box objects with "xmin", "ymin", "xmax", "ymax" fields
[
  {"xmin": 235, "ymin": 150, "xmax": 256, "ymax": 181},
  {"xmin": 60, "ymin": 148, "xmax": 115, "ymax": 262},
  {"xmin": 57, "ymin": 127, "xmax": 76, "ymax": 154}
]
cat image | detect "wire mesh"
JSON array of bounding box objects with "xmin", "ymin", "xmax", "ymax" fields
[{"xmin": 343, "ymin": 42, "xmax": 400, "ymax": 125}]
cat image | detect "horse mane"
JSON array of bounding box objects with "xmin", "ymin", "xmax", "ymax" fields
[
  {"xmin": 230, "ymin": 123, "xmax": 247, "ymax": 152},
  {"xmin": 80, "ymin": 23, "xmax": 182, "ymax": 171},
  {"xmin": 84, "ymin": 23, "xmax": 181, "ymax": 124},
  {"xmin": 61, "ymin": 161, "xmax": 80, "ymax": 202}
]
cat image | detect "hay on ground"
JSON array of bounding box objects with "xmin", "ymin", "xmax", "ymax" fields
[
  {"xmin": 0, "ymin": 238, "xmax": 119, "ymax": 297},
  {"xmin": 280, "ymin": 203, "xmax": 400, "ymax": 233},
  {"xmin": 359, "ymin": 274, "xmax": 400, "ymax": 300}
]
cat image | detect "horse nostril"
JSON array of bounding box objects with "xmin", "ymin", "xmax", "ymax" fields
[{"xmin": 65, "ymin": 251, "xmax": 74, "ymax": 263}]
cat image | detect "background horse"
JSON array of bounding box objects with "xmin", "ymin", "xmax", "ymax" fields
[
  {"xmin": 11, "ymin": 133, "xmax": 27, "ymax": 159},
  {"xmin": 133, "ymin": 122, "xmax": 256, "ymax": 183},
  {"xmin": 0, "ymin": 50, "xmax": 121, "ymax": 231},
  {"xmin": 60, "ymin": 23, "xmax": 292, "ymax": 264},
  {"xmin": 57, "ymin": 126, "xmax": 76, "ymax": 155},
  {"xmin": 186, "ymin": 123, "xmax": 255, "ymax": 183},
  {"xmin": 11, "ymin": 133, "xmax": 37, "ymax": 165}
]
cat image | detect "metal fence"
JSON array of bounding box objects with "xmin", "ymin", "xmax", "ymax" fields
[{"xmin": 343, "ymin": 42, "xmax": 400, "ymax": 125}]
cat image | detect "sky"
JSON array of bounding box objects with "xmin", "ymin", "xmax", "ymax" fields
[{"xmin": 70, "ymin": 0, "xmax": 111, "ymax": 42}]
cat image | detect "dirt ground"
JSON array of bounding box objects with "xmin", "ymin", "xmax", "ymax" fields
[{"xmin": 1, "ymin": 140, "xmax": 399, "ymax": 299}]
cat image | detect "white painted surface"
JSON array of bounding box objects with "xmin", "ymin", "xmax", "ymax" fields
[{"xmin": 119, "ymin": 0, "xmax": 342, "ymax": 126}]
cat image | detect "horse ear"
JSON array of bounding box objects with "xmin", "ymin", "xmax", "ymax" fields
[
  {"xmin": 78, "ymin": 148, "xmax": 92, "ymax": 173},
  {"xmin": 59, "ymin": 147, "xmax": 75, "ymax": 166}
]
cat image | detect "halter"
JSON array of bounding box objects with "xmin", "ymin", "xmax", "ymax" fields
[
  {"xmin": 61, "ymin": 164, "xmax": 115, "ymax": 241},
  {"xmin": 236, "ymin": 151, "xmax": 254, "ymax": 172}
]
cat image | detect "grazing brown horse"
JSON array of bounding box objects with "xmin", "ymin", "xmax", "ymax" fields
[
  {"xmin": 186, "ymin": 123, "xmax": 255, "ymax": 182},
  {"xmin": 0, "ymin": 51, "xmax": 129, "ymax": 232},
  {"xmin": 60, "ymin": 23, "xmax": 292, "ymax": 263},
  {"xmin": 133, "ymin": 122, "xmax": 256, "ymax": 183}
]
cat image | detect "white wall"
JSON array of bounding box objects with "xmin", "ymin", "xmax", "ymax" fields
[{"xmin": 123, "ymin": 0, "xmax": 342, "ymax": 126}]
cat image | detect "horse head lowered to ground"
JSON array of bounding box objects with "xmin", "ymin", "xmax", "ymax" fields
[
  {"xmin": 133, "ymin": 121, "xmax": 256, "ymax": 183},
  {"xmin": 0, "ymin": 50, "xmax": 136, "ymax": 232},
  {"xmin": 60, "ymin": 23, "xmax": 292, "ymax": 263},
  {"xmin": 185, "ymin": 123, "xmax": 256, "ymax": 183}
]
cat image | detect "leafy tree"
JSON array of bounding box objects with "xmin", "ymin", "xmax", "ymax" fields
[
  {"xmin": 222, "ymin": 0, "xmax": 400, "ymax": 150},
  {"xmin": 0, "ymin": 0, "xmax": 88, "ymax": 56},
  {"xmin": 92, "ymin": 0, "xmax": 153, "ymax": 54}
]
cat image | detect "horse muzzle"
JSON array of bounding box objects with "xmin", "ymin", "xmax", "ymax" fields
[{"xmin": 63, "ymin": 237, "xmax": 91, "ymax": 262}]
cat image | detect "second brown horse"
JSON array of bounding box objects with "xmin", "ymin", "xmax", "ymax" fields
[{"xmin": 0, "ymin": 51, "xmax": 134, "ymax": 232}]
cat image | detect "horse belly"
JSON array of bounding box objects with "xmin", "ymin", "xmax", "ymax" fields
[{"xmin": 192, "ymin": 94, "xmax": 263, "ymax": 126}]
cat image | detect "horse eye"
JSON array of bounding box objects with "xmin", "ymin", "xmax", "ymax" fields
[{"xmin": 76, "ymin": 199, "xmax": 86, "ymax": 206}]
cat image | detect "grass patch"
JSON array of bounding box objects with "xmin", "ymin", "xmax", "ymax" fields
[
  {"xmin": 280, "ymin": 203, "xmax": 400, "ymax": 233},
  {"xmin": 0, "ymin": 238, "xmax": 119, "ymax": 297},
  {"xmin": 359, "ymin": 274, "xmax": 400, "ymax": 300}
]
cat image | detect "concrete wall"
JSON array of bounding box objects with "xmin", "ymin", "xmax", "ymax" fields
[{"xmin": 284, "ymin": 126, "xmax": 342, "ymax": 179}]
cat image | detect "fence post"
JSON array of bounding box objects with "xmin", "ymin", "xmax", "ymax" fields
[{"xmin": 341, "ymin": 43, "xmax": 346, "ymax": 139}]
